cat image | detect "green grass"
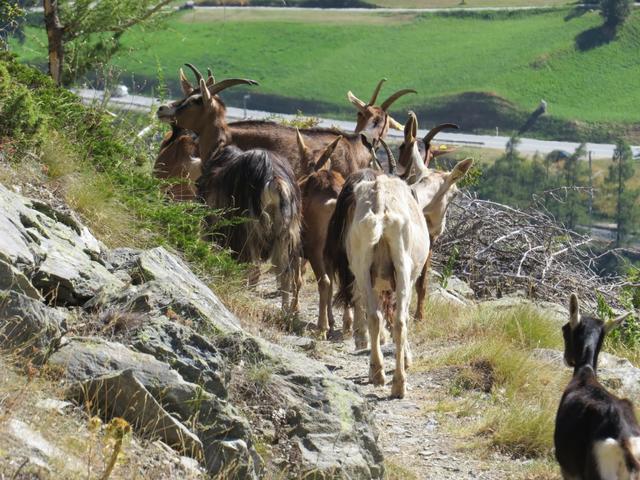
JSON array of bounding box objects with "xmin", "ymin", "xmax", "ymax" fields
[{"xmin": 13, "ymin": 9, "xmax": 640, "ymax": 140}]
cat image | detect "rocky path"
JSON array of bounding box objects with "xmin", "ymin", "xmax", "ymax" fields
[{"xmin": 253, "ymin": 273, "xmax": 530, "ymax": 479}]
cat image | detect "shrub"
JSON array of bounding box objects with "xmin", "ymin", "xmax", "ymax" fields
[{"xmin": 600, "ymin": 0, "xmax": 633, "ymax": 29}]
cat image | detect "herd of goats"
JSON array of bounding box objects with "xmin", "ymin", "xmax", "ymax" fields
[{"xmin": 151, "ymin": 64, "xmax": 640, "ymax": 478}]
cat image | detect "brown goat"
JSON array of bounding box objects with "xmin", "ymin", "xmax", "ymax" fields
[
  {"xmin": 297, "ymin": 131, "xmax": 347, "ymax": 337},
  {"xmin": 162, "ymin": 77, "xmax": 302, "ymax": 311},
  {"xmin": 153, "ymin": 124, "xmax": 200, "ymax": 201},
  {"xmin": 157, "ymin": 65, "xmax": 415, "ymax": 179}
]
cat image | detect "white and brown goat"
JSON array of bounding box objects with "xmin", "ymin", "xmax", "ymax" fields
[
  {"xmin": 325, "ymin": 115, "xmax": 472, "ymax": 398},
  {"xmin": 160, "ymin": 77, "xmax": 301, "ymax": 311},
  {"xmin": 398, "ymin": 113, "xmax": 468, "ymax": 321},
  {"xmin": 555, "ymin": 294, "xmax": 638, "ymax": 480}
]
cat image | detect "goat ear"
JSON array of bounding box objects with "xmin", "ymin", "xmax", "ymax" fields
[
  {"xmin": 347, "ymin": 91, "xmax": 367, "ymax": 113},
  {"xmin": 179, "ymin": 68, "xmax": 193, "ymax": 96},
  {"xmin": 295, "ymin": 128, "xmax": 306, "ymax": 155},
  {"xmin": 450, "ymin": 158, "xmax": 474, "ymax": 183},
  {"xmin": 404, "ymin": 112, "xmax": 417, "ymax": 143},
  {"xmin": 569, "ymin": 293, "xmax": 581, "ymax": 329},
  {"xmin": 206, "ymin": 68, "xmax": 215, "ymax": 87},
  {"xmin": 316, "ymin": 135, "xmax": 342, "ymax": 171},
  {"xmin": 604, "ymin": 311, "xmax": 632, "ymax": 334}
]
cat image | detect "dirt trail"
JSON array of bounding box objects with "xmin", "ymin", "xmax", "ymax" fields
[{"xmin": 252, "ymin": 274, "xmax": 533, "ymax": 479}]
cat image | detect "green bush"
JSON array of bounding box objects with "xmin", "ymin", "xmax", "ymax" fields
[{"xmin": 600, "ymin": 0, "xmax": 633, "ymax": 28}]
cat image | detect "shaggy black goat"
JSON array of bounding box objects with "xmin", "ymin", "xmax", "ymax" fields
[
  {"xmin": 197, "ymin": 144, "xmax": 302, "ymax": 312},
  {"xmin": 555, "ymin": 293, "xmax": 638, "ymax": 480}
]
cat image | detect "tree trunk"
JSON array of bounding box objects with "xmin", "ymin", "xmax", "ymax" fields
[{"xmin": 43, "ymin": 0, "xmax": 64, "ymax": 85}]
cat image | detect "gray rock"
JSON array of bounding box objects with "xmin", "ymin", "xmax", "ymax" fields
[
  {"xmin": 0, "ymin": 184, "xmax": 123, "ymax": 305},
  {"xmin": 534, "ymin": 348, "xmax": 640, "ymax": 402},
  {"xmin": 71, "ymin": 369, "xmax": 204, "ymax": 458},
  {"xmin": 0, "ymin": 290, "xmax": 66, "ymax": 362},
  {"xmin": 257, "ymin": 340, "xmax": 385, "ymax": 479},
  {"xmin": 7, "ymin": 418, "xmax": 84, "ymax": 473},
  {"xmin": 0, "ymin": 258, "xmax": 42, "ymax": 300},
  {"xmin": 89, "ymin": 247, "xmax": 240, "ymax": 334},
  {"xmin": 49, "ymin": 337, "xmax": 256, "ymax": 479},
  {"xmin": 480, "ymin": 297, "xmax": 568, "ymax": 323},
  {"xmin": 131, "ymin": 317, "xmax": 228, "ymax": 398}
]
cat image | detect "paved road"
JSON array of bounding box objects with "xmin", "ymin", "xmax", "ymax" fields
[
  {"xmin": 73, "ymin": 88, "xmax": 640, "ymax": 159},
  {"xmin": 189, "ymin": 3, "xmax": 640, "ymax": 12}
]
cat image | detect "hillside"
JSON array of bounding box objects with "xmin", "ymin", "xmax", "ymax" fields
[{"xmin": 12, "ymin": 8, "xmax": 640, "ymax": 142}]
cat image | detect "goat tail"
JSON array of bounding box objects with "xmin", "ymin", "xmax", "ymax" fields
[{"xmin": 621, "ymin": 438, "xmax": 640, "ymax": 477}]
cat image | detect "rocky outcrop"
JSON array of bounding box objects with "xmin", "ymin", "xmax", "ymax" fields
[{"xmin": 0, "ymin": 183, "xmax": 384, "ymax": 479}]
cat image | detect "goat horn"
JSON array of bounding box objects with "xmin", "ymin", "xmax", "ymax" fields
[
  {"xmin": 405, "ymin": 111, "xmax": 418, "ymax": 141},
  {"xmin": 423, "ymin": 123, "xmax": 459, "ymax": 150},
  {"xmin": 184, "ymin": 63, "xmax": 203, "ymax": 84},
  {"xmin": 208, "ymin": 78, "xmax": 259, "ymax": 96},
  {"xmin": 347, "ymin": 91, "xmax": 367, "ymax": 113},
  {"xmin": 604, "ymin": 311, "xmax": 632, "ymax": 334},
  {"xmin": 381, "ymin": 88, "xmax": 417, "ymax": 111},
  {"xmin": 369, "ymin": 78, "xmax": 387, "ymax": 105},
  {"xmin": 379, "ymin": 138, "xmax": 396, "ymax": 176},
  {"xmin": 315, "ymin": 135, "xmax": 343, "ymax": 171},
  {"xmin": 388, "ymin": 116, "xmax": 404, "ymax": 131}
]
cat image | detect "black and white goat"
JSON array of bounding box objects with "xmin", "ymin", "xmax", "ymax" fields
[{"xmin": 555, "ymin": 293, "xmax": 638, "ymax": 480}]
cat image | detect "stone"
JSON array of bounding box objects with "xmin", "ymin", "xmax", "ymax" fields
[
  {"xmin": 71, "ymin": 369, "xmax": 204, "ymax": 458},
  {"xmin": 0, "ymin": 184, "xmax": 123, "ymax": 305},
  {"xmin": 0, "ymin": 258, "xmax": 42, "ymax": 300},
  {"xmin": 0, "ymin": 290, "xmax": 66, "ymax": 362},
  {"xmin": 48, "ymin": 337, "xmax": 256, "ymax": 479}
]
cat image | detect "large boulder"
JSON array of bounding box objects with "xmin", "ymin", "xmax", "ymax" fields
[
  {"xmin": 49, "ymin": 337, "xmax": 257, "ymax": 478},
  {"xmin": 0, "ymin": 184, "xmax": 123, "ymax": 305}
]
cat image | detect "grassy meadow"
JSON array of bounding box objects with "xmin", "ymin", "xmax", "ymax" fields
[{"xmin": 13, "ymin": 8, "xmax": 640, "ymax": 140}]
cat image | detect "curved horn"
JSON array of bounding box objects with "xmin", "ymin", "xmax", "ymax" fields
[
  {"xmin": 184, "ymin": 63, "xmax": 203, "ymax": 84},
  {"xmin": 315, "ymin": 135, "xmax": 343, "ymax": 171},
  {"xmin": 388, "ymin": 116, "xmax": 404, "ymax": 131},
  {"xmin": 423, "ymin": 123, "xmax": 459, "ymax": 150},
  {"xmin": 369, "ymin": 78, "xmax": 387, "ymax": 105},
  {"xmin": 380, "ymin": 138, "xmax": 396, "ymax": 176},
  {"xmin": 381, "ymin": 88, "xmax": 417, "ymax": 111},
  {"xmin": 206, "ymin": 68, "xmax": 215, "ymax": 87},
  {"xmin": 179, "ymin": 68, "xmax": 193, "ymax": 95},
  {"xmin": 405, "ymin": 111, "xmax": 418, "ymax": 141},
  {"xmin": 208, "ymin": 78, "xmax": 259, "ymax": 96},
  {"xmin": 348, "ymin": 91, "xmax": 367, "ymax": 113}
]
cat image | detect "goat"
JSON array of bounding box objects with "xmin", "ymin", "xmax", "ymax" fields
[
  {"xmin": 153, "ymin": 123, "xmax": 201, "ymax": 201},
  {"xmin": 153, "ymin": 64, "xmax": 211, "ymax": 201},
  {"xmin": 163, "ymin": 77, "xmax": 302, "ymax": 312},
  {"xmin": 325, "ymin": 115, "xmax": 472, "ymax": 397},
  {"xmin": 554, "ymin": 293, "xmax": 638, "ymax": 480},
  {"xmin": 157, "ymin": 65, "xmax": 415, "ymax": 179},
  {"xmin": 296, "ymin": 130, "xmax": 347, "ymax": 337},
  {"xmin": 396, "ymin": 113, "xmax": 469, "ymax": 321}
]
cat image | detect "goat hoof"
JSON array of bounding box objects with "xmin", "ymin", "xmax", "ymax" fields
[
  {"xmin": 370, "ymin": 367, "xmax": 385, "ymax": 386},
  {"xmin": 355, "ymin": 339, "xmax": 368, "ymax": 350},
  {"xmin": 390, "ymin": 381, "xmax": 406, "ymax": 399}
]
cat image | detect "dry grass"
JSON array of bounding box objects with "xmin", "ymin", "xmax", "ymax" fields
[{"xmin": 413, "ymin": 300, "xmax": 568, "ymax": 461}]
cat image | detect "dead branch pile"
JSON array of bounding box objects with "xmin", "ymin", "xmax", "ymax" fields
[{"xmin": 432, "ymin": 193, "xmax": 624, "ymax": 308}]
